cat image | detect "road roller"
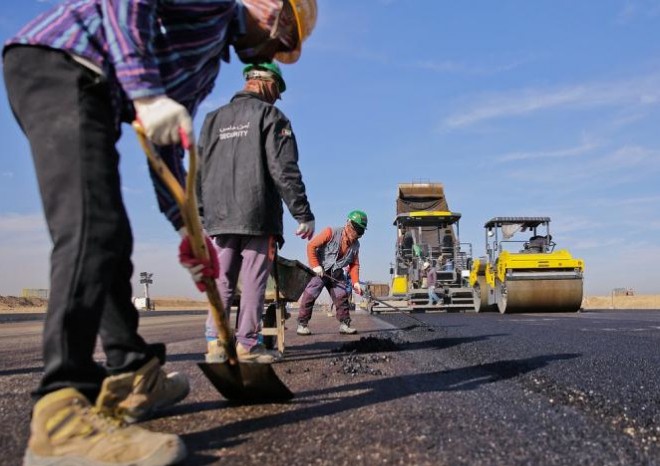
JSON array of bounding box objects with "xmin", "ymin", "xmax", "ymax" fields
[{"xmin": 469, "ymin": 217, "xmax": 584, "ymax": 313}]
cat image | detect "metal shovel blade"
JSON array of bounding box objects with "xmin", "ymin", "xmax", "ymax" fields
[{"xmin": 198, "ymin": 362, "xmax": 294, "ymax": 402}]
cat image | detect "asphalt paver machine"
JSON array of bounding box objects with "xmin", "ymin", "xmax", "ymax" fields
[
  {"xmin": 369, "ymin": 183, "xmax": 474, "ymax": 313},
  {"xmin": 469, "ymin": 217, "xmax": 585, "ymax": 313}
]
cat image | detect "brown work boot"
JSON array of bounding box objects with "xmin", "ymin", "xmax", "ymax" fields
[
  {"xmin": 205, "ymin": 339, "xmax": 228, "ymax": 363},
  {"xmin": 236, "ymin": 342, "xmax": 281, "ymax": 364},
  {"xmin": 23, "ymin": 386, "xmax": 186, "ymax": 466},
  {"xmin": 114, "ymin": 357, "xmax": 190, "ymax": 423}
]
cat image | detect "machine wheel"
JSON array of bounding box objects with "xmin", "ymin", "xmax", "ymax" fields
[
  {"xmin": 495, "ymin": 280, "xmax": 509, "ymax": 314},
  {"xmin": 495, "ymin": 279, "xmax": 583, "ymax": 313},
  {"xmin": 473, "ymin": 277, "xmax": 496, "ymax": 312},
  {"xmin": 473, "ymin": 284, "xmax": 484, "ymax": 312}
]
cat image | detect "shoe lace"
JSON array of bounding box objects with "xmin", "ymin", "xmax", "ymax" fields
[
  {"xmin": 134, "ymin": 363, "xmax": 167, "ymax": 397},
  {"xmin": 63, "ymin": 399, "xmax": 126, "ymax": 440},
  {"xmin": 89, "ymin": 406, "xmax": 127, "ymax": 431}
]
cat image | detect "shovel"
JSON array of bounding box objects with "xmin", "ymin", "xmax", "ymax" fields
[
  {"xmin": 133, "ymin": 123, "xmax": 293, "ymax": 402},
  {"xmin": 322, "ymin": 273, "xmax": 403, "ymax": 312}
]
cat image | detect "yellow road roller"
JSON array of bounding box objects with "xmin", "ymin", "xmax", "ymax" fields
[{"xmin": 469, "ymin": 217, "xmax": 584, "ymax": 313}]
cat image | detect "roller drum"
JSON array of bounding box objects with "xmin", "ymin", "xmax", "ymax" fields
[
  {"xmin": 496, "ymin": 278, "xmax": 583, "ymax": 313},
  {"xmin": 473, "ymin": 276, "xmax": 496, "ymax": 312}
]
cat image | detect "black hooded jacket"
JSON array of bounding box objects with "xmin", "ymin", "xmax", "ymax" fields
[{"xmin": 197, "ymin": 91, "xmax": 314, "ymax": 241}]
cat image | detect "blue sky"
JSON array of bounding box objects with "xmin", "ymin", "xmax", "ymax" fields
[{"xmin": 1, "ymin": 0, "xmax": 659, "ymax": 298}]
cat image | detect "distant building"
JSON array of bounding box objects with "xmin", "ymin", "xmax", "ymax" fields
[
  {"xmin": 21, "ymin": 288, "xmax": 49, "ymax": 299},
  {"xmin": 612, "ymin": 287, "xmax": 634, "ymax": 297}
]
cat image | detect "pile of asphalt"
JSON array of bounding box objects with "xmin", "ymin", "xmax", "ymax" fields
[
  {"xmin": 329, "ymin": 334, "xmax": 407, "ymax": 376},
  {"xmin": 332, "ymin": 335, "xmax": 404, "ymax": 354}
]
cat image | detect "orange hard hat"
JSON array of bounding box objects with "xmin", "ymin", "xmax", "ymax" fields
[{"xmin": 275, "ymin": 0, "xmax": 317, "ymax": 64}]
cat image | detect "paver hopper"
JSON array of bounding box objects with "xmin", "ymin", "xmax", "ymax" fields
[{"xmin": 469, "ymin": 217, "xmax": 585, "ymax": 313}]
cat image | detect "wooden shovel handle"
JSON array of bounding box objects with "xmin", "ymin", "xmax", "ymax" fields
[{"xmin": 132, "ymin": 122, "xmax": 237, "ymax": 363}]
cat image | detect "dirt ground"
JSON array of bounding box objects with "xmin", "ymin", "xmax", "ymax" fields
[
  {"xmin": 0, "ymin": 295, "xmax": 208, "ymax": 313},
  {"xmin": 0, "ymin": 295, "xmax": 49, "ymax": 312},
  {"xmin": 150, "ymin": 297, "xmax": 209, "ymax": 311},
  {"xmin": 2, "ymin": 294, "xmax": 659, "ymax": 312},
  {"xmin": 581, "ymin": 295, "xmax": 660, "ymax": 310}
]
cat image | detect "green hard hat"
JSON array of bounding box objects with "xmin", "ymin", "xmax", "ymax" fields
[
  {"xmin": 347, "ymin": 210, "xmax": 368, "ymax": 229},
  {"xmin": 243, "ymin": 62, "xmax": 286, "ymax": 93}
]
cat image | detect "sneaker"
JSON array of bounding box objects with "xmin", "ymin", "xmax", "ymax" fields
[
  {"xmin": 339, "ymin": 322, "xmax": 357, "ymax": 334},
  {"xmin": 236, "ymin": 342, "xmax": 281, "ymax": 364},
  {"xmin": 114, "ymin": 357, "xmax": 190, "ymax": 423},
  {"xmin": 24, "ymin": 386, "xmax": 186, "ymax": 466},
  {"xmin": 296, "ymin": 324, "xmax": 311, "ymax": 336},
  {"xmin": 205, "ymin": 339, "xmax": 228, "ymax": 363}
]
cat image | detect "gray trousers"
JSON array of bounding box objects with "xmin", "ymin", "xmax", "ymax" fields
[
  {"xmin": 298, "ymin": 275, "xmax": 351, "ymax": 324},
  {"xmin": 205, "ymin": 235, "xmax": 274, "ymax": 349}
]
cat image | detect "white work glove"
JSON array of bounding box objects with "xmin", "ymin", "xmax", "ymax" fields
[
  {"xmin": 353, "ymin": 282, "xmax": 364, "ymax": 296},
  {"xmin": 296, "ymin": 220, "xmax": 315, "ymax": 240},
  {"xmin": 134, "ymin": 96, "xmax": 193, "ymax": 146},
  {"xmin": 312, "ymin": 266, "xmax": 324, "ymax": 277}
]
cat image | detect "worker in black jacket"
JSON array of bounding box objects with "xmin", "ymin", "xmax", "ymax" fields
[{"xmin": 197, "ymin": 62, "xmax": 315, "ymax": 363}]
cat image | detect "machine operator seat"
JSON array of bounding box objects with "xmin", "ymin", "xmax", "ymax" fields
[{"xmin": 522, "ymin": 235, "xmax": 552, "ymax": 253}]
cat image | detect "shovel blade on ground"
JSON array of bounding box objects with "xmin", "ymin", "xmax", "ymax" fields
[{"xmin": 197, "ymin": 362, "xmax": 294, "ymax": 402}]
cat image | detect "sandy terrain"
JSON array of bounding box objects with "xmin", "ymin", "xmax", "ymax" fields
[
  {"xmin": 2, "ymin": 294, "xmax": 659, "ymax": 313},
  {"xmin": 0, "ymin": 296, "xmax": 49, "ymax": 312},
  {"xmin": 0, "ymin": 296, "xmax": 208, "ymax": 313},
  {"xmin": 581, "ymin": 295, "xmax": 660, "ymax": 310}
]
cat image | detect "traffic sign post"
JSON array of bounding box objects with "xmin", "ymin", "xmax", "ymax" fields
[{"xmin": 139, "ymin": 272, "xmax": 154, "ymax": 310}]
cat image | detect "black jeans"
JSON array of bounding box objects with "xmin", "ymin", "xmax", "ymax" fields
[{"xmin": 3, "ymin": 46, "xmax": 160, "ymax": 401}]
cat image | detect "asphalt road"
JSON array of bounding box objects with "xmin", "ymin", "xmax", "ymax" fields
[{"xmin": 0, "ymin": 309, "xmax": 659, "ymax": 465}]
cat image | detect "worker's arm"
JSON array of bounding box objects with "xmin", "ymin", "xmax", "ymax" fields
[
  {"xmin": 348, "ymin": 254, "xmax": 360, "ymax": 285},
  {"xmin": 147, "ymin": 145, "xmax": 187, "ymax": 230},
  {"xmin": 263, "ymin": 107, "xmax": 314, "ymax": 224},
  {"xmin": 101, "ymin": 1, "xmax": 182, "ymax": 228},
  {"xmin": 307, "ymin": 227, "xmax": 333, "ymax": 268},
  {"xmin": 103, "ymin": 0, "xmax": 165, "ymax": 99}
]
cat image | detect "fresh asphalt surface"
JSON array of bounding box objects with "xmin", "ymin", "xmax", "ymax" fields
[{"xmin": 0, "ymin": 308, "xmax": 659, "ymax": 465}]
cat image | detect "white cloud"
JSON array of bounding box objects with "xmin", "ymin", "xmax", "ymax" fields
[
  {"xmin": 600, "ymin": 194, "xmax": 660, "ymax": 207},
  {"xmin": 551, "ymin": 216, "xmax": 604, "ymax": 236},
  {"xmin": 413, "ymin": 57, "xmax": 529, "ymax": 76},
  {"xmin": 442, "ymin": 73, "xmax": 660, "ymax": 129},
  {"xmin": 495, "ymin": 138, "xmax": 600, "ymax": 163},
  {"xmin": 572, "ymin": 236, "xmax": 623, "ymax": 250},
  {"xmin": 608, "ymin": 109, "xmax": 650, "ymax": 129},
  {"xmin": 616, "ymin": 0, "xmax": 660, "ymax": 24},
  {"xmin": 600, "ymin": 145, "xmax": 660, "ymax": 168},
  {"xmin": 500, "ymin": 144, "xmax": 660, "ymax": 188}
]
